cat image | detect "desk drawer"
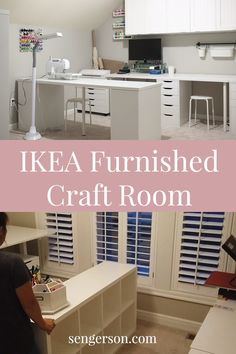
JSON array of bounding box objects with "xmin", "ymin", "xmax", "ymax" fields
[
  {"xmin": 162, "ymin": 80, "xmax": 179, "ymax": 89},
  {"xmin": 161, "ymin": 85, "xmax": 179, "ymax": 96},
  {"xmin": 162, "ymin": 94, "xmax": 179, "ymax": 105},
  {"xmin": 161, "ymin": 113, "xmax": 180, "ymax": 129},
  {"xmin": 230, "ymin": 83, "xmax": 236, "ymax": 100},
  {"xmin": 162, "ymin": 104, "xmax": 179, "ymax": 116}
]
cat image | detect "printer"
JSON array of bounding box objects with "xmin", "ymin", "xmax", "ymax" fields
[{"xmin": 80, "ymin": 69, "xmax": 111, "ymax": 78}]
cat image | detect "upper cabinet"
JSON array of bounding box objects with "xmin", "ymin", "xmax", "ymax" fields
[
  {"xmin": 217, "ymin": 0, "xmax": 236, "ymax": 30},
  {"xmin": 191, "ymin": 0, "xmax": 217, "ymax": 32},
  {"xmin": 125, "ymin": 0, "xmax": 236, "ymax": 35},
  {"xmin": 165, "ymin": 0, "xmax": 191, "ymax": 33}
]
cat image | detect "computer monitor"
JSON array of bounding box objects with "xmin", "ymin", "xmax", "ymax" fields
[{"xmin": 128, "ymin": 38, "xmax": 162, "ymax": 62}]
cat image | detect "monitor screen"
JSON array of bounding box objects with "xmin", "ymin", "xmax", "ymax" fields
[{"xmin": 129, "ymin": 38, "xmax": 162, "ymax": 61}]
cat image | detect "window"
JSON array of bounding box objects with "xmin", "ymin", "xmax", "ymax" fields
[
  {"xmin": 93, "ymin": 212, "xmax": 156, "ymax": 286},
  {"xmin": 172, "ymin": 212, "xmax": 232, "ymax": 297},
  {"xmin": 36, "ymin": 212, "xmax": 80, "ymax": 278}
]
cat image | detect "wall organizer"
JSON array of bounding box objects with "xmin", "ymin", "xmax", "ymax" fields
[{"xmin": 19, "ymin": 28, "xmax": 43, "ymax": 52}]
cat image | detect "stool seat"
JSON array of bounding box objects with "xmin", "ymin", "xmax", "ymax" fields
[
  {"xmin": 189, "ymin": 95, "xmax": 215, "ymax": 130},
  {"xmin": 190, "ymin": 95, "xmax": 213, "ymax": 100}
]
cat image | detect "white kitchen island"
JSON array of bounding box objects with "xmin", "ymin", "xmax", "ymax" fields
[
  {"xmin": 18, "ymin": 77, "xmax": 161, "ymax": 140},
  {"xmin": 33, "ymin": 262, "xmax": 137, "ymax": 354}
]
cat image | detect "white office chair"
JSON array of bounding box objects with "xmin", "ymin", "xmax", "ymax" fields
[
  {"xmin": 65, "ymin": 89, "xmax": 92, "ymax": 131},
  {"xmin": 189, "ymin": 95, "xmax": 215, "ymax": 130}
]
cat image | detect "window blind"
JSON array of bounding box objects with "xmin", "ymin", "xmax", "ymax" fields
[
  {"xmin": 127, "ymin": 212, "xmax": 152, "ymax": 277},
  {"xmin": 96, "ymin": 212, "xmax": 119, "ymax": 263},
  {"xmin": 178, "ymin": 212, "xmax": 225, "ymax": 285},
  {"xmin": 45, "ymin": 213, "xmax": 74, "ymax": 265}
]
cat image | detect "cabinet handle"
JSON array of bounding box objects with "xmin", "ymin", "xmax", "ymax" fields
[
  {"xmin": 163, "ymin": 87, "xmax": 173, "ymax": 90},
  {"xmin": 164, "ymin": 104, "xmax": 173, "ymax": 107},
  {"xmin": 164, "ymin": 114, "xmax": 173, "ymax": 117},
  {"xmin": 88, "ymin": 88, "xmax": 95, "ymax": 91},
  {"xmin": 163, "ymin": 94, "xmax": 173, "ymax": 97},
  {"xmin": 163, "ymin": 80, "xmax": 173, "ymax": 83}
]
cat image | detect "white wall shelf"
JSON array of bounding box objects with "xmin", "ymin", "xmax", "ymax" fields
[{"xmin": 34, "ymin": 262, "xmax": 137, "ymax": 354}]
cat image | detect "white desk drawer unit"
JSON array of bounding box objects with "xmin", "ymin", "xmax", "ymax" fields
[
  {"xmin": 77, "ymin": 87, "xmax": 110, "ymax": 115},
  {"xmin": 230, "ymin": 83, "xmax": 236, "ymax": 134},
  {"xmin": 161, "ymin": 80, "xmax": 180, "ymax": 129}
]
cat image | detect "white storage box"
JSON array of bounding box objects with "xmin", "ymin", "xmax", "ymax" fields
[{"xmin": 33, "ymin": 281, "xmax": 69, "ymax": 314}]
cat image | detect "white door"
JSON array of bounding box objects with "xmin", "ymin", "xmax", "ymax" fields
[
  {"xmin": 125, "ymin": 0, "xmax": 147, "ymax": 35},
  {"xmin": 191, "ymin": 0, "xmax": 217, "ymax": 32},
  {"xmin": 217, "ymin": 0, "xmax": 236, "ymax": 30},
  {"xmin": 0, "ymin": 11, "xmax": 9, "ymax": 139},
  {"xmin": 166, "ymin": 0, "xmax": 191, "ymax": 33},
  {"xmin": 146, "ymin": 0, "xmax": 166, "ymax": 34}
]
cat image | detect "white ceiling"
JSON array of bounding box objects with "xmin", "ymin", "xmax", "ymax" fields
[{"xmin": 0, "ymin": 0, "xmax": 122, "ymax": 30}]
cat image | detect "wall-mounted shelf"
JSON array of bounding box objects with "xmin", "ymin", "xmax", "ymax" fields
[{"xmin": 112, "ymin": 7, "xmax": 130, "ymax": 41}]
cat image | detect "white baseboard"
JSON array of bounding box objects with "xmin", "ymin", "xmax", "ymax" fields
[{"xmin": 137, "ymin": 309, "xmax": 201, "ymax": 334}]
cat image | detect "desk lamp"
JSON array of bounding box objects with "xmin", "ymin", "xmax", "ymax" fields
[{"xmin": 24, "ymin": 32, "xmax": 63, "ymax": 140}]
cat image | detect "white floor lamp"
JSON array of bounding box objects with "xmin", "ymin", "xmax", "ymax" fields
[{"xmin": 24, "ymin": 32, "xmax": 63, "ymax": 140}]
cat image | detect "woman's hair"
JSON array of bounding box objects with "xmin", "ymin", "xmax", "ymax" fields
[{"xmin": 0, "ymin": 212, "xmax": 8, "ymax": 229}]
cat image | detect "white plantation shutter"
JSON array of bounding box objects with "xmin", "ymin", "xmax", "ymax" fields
[
  {"xmin": 46, "ymin": 213, "xmax": 74, "ymax": 265},
  {"xmin": 178, "ymin": 212, "xmax": 225, "ymax": 286},
  {"xmin": 96, "ymin": 212, "xmax": 119, "ymax": 263},
  {"xmin": 126, "ymin": 212, "xmax": 153, "ymax": 278}
]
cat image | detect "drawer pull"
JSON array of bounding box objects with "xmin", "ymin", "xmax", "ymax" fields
[
  {"xmin": 164, "ymin": 104, "xmax": 173, "ymax": 107},
  {"xmin": 163, "ymin": 80, "xmax": 173, "ymax": 83},
  {"xmin": 164, "ymin": 114, "xmax": 173, "ymax": 117},
  {"xmin": 163, "ymin": 87, "xmax": 173, "ymax": 90},
  {"xmin": 87, "ymin": 88, "xmax": 95, "ymax": 90},
  {"xmin": 163, "ymin": 94, "xmax": 173, "ymax": 97}
]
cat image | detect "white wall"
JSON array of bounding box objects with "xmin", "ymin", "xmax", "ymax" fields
[{"xmin": 10, "ymin": 24, "xmax": 92, "ymax": 125}]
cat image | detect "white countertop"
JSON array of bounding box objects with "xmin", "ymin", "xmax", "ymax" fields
[
  {"xmin": 109, "ymin": 72, "xmax": 236, "ymax": 83},
  {"xmin": 35, "ymin": 77, "xmax": 161, "ymax": 91},
  {"xmin": 45, "ymin": 262, "xmax": 136, "ymax": 323},
  {"xmin": 0, "ymin": 225, "xmax": 51, "ymax": 249}
]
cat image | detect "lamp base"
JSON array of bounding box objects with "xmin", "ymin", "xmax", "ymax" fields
[{"xmin": 24, "ymin": 126, "xmax": 41, "ymax": 140}]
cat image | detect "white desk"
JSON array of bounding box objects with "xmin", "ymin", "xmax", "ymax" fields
[
  {"xmin": 190, "ymin": 300, "xmax": 236, "ymax": 354},
  {"xmin": 109, "ymin": 73, "xmax": 236, "ymax": 133},
  {"xmin": 18, "ymin": 77, "xmax": 162, "ymax": 140}
]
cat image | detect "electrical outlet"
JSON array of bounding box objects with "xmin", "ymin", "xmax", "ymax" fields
[{"xmin": 10, "ymin": 98, "xmax": 15, "ymax": 107}]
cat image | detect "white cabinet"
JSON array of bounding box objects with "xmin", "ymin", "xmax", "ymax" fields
[
  {"xmin": 146, "ymin": 0, "xmax": 166, "ymax": 34},
  {"xmin": 191, "ymin": 0, "xmax": 217, "ymax": 32},
  {"xmin": 125, "ymin": 0, "xmax": 147, "ymax": 35},
  {"xmin": 166, "ymin": 0, "xmax": 191, "ymax": 33},
  {"xmin": 34, "ymin": 262, "xmax": 137, "ymax": 354},
  {"xmin": 0, "ymin": 10, "xmax": 9, "ymax": 139},
  {"xmin": 217, "ymin": 0, "xmax": 236, "ymax": 30}
]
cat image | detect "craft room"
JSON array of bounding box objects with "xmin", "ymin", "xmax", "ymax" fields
[
  {"xmin": 1, "ymin": 0, "xmax": 236, "ymax": 140},
  {"xmin": 1, "ymin": 211, "xmax": 236, "ymax": 354}
]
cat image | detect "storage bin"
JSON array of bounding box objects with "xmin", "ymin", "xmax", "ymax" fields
[{"xmin": 33, "ymin": 282, "xmax": 68, "ymax": 314}]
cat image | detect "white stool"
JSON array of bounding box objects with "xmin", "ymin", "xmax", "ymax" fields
[
  {"xmin": 189, "ymin": 95, "xmax": 215, "ymax": 130},
  {"xmin": 65, "ymin": 97, "xmax": 92, "ymax": 131}
]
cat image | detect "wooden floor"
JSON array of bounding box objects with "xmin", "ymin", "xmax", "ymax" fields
[{"xmin": 117, "ymin": 320, "xmax": 193, "ymax": 354}]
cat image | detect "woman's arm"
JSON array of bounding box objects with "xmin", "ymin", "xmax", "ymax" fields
[{"xmin": 16, "ymin": 281, "xmax": 55, "ymax": 334}]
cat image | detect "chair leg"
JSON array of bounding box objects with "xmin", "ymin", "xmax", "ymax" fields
[
  {"xmin": 74, "ymin": 102, "xmax": 76, "ymax": 124},
  {"xmin": 212, "ymin": 98, "xmax": 215, "ymax": 127},
  {"xmin": 189, "ymin": 99, "xmax": 192, "ymax": 127},
  {"xmin": 194, "ymin": 100, "xmax": 197, "ymax": 124},
  {"xmin": 206, "ymin": 99, "xmax": 209, "ymax": 130}
]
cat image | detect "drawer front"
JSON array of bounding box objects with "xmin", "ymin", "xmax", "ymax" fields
[
  {"xmin": 162, "ymin": 80, "xmax": 179, "ymax": 89},
  {"xmin": 230, "ymin": 83, "xmax": 236, "ymax": 100},
  {"xmin": 161, "ymin": 114, "xmax": 180, "ymax": 129},
  {"xmin": 162, "ymin": 94, "xmax": 179, "ymax": 105},
  {"xmin": 162, "ymin": 104, "xmax": 179, "ymax": 116},
  {"xmin": 161, "ymin": 85, "xmax": 179, "ymax": 96},
  {"xmin": 230, "ymin": 103, "xmax": 236, "ymax": 134}
]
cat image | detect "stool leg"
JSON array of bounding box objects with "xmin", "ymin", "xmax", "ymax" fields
[
  {"xmin": 189, "ymin": 99, "xmax": 192, "ymax": 127},
  {"xmin": 206, "ymin": 99, "xmax": 209, "ymax": 130},
  {"xmin": 89, "ymin": 100, "xmax": 92, "ymax": 125},
  {"xmin": 212, "ymin": 98, "xmax": 215, "ymax": 128},
  {"xmin": 194, "ymin": 100, "xmax": 197, "ymax": 124},
  {"xmin": 74, "ymin": 102, "xmax": 76, "ymax": 124},
  {"xmin": 65, "ymin": 101, "xmax": 69, "ymax": 132}
]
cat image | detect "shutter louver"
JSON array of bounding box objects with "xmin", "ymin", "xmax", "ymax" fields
[
  {"xmin": 127, "ymin": 212, "xmax": 152, "ymax": 277},
  {"xmin": 45, "ymin": 213, "xmax": 74, "ymax": 265},
  {"xmin": 178, "ymin": 212, "xmax": 225, "ymax": 285},
  {"xmin": 96, "ymin": 212, "xmax": 119, "ymax": 263}
]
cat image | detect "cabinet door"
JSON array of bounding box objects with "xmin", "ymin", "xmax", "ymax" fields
[
  {"xmin": 166, "ymin": 0, "xmax": 191, "ymax": 33},
  {"xmin": 191, "ymin": 0, "xmax": 217, "ymax": 32},
  {"xmin": 146, "ymin": 0, "xmax": 166, "ymax": 34},
  {"xmin": 125, "ymin": 0, "xmax": 147, "ymax": 35},
  {"xmin": 217, "ymin": 0, "xmax": 236, "ymax": 30}
]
